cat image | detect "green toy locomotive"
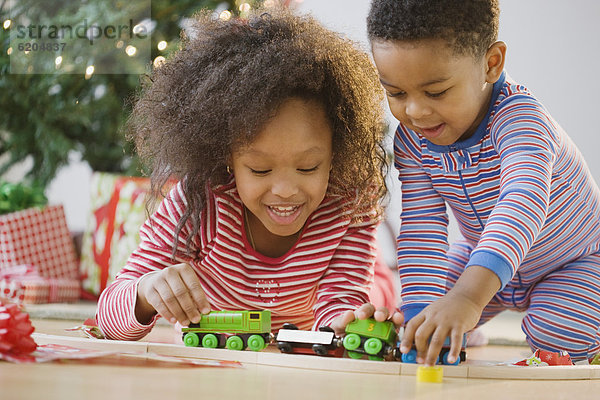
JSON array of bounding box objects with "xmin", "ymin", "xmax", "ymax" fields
[
  {"xmin": 181, "ymin": 310, "xmax": 272, "ymax": 351},
  {"xmin": 342, "ymin": 318, "xmax": 398, "ymax": 361}
]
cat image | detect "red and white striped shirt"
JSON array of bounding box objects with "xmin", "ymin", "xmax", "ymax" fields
[{"xmin": 97, "ymin": 180, "xmax": 378, "ymax": 340}]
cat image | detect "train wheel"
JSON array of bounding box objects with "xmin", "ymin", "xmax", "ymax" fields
[
  {"xmin": 202, "ymin": 333, "xmax": 219, "ymax": 348},
  {"xmin": 363, "ymin": 338, "xmax": 383, "ymax": 355},
  {"xmin": 347, "ymin": 351, "xmax": 363, "ymax": 359},
  {"xmin": 226, "ymin": 335, "xmax": 244, "ymax": 351},
  {"xmin": 312, "ymin": 344, "xmax": 328, "ymax": 356},
  {"xmin": 183, "ymin": 332, "xmax": 200, "ymax": 347},
  {"xmin": 368, "ymin": 356, "xmax": 384, "ymax": 361},
  {"xmin": 343, "ymin": 333, "xmax": 361, "ymax": 351},
  {"xmin": 278, "ymin": 342, "xmax": 293, "ymax": 353},
  {"xmin": 401, "ymin": 349, "xmax": 417, "ymax": 363},
  {"xmin": 442, "ymin": 350, "xmax": 460, "ymax": 365},
  {"xmin": 247, "ymin": 334, "xmax": 265, "ymax": 351}
]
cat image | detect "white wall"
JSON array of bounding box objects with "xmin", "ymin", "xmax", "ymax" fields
[{"xmin": 32, "ymin": 1, "xmax": 600, "ymax": 241}]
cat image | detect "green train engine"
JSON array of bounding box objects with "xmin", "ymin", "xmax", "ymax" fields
[
  {"xmin": 342, "ymin": 318, "xmax": 398, "ymax": 361},
  {"xmin": 181, "ymin": 310, "xmax": 272, "ymax": 351}
]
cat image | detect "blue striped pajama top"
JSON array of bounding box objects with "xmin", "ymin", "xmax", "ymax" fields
[{"xmin": 394, "ymin": 72, "xmax": 600, "ymax": 321}]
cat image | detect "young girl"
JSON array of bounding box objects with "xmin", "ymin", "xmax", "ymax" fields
[
  {"xmin": 96, "ymin": 7, "xmax": 392, "ymax": 341},
  {"xmin": 368, "ymin": 0, "xmax": 600, "ymax": 365}
]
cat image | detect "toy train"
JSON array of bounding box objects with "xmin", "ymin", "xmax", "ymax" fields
[
  {"xmin": 181, "ymin": 310, "xmax": 466, "ymax": 364},
  {"xmin": 398, "ymin": 336, "xmax": 467, "ymax": 365},
  {"xmin": 181, "ymin": 310, "xmax": 272, "ymax": 351},
  {"xmin": 343, "ymin": 318, "xmax": 398, "ymax": 361},
  {"xmin": 276, "ymin": 323, "xmax": 344, "ymax": 357}
]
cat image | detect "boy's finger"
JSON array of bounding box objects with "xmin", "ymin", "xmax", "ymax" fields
[
  {"xmin": 425, "ymin": 329, "xmax": 446, "ymax": 366},
  {"xmin": 447, "ymin": 330, "xmax": 464, "ymax": 365},
  {"xmin": 413, "ymin": 324, "xmax": 432, "ymax": 364},
  {"xmin": 400, "ymin": 315, "xmax": 422, "ymax": 353}
]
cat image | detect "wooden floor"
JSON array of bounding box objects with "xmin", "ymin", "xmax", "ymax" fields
[{"xmin": 1, "ymin": 317, "xmax": 599, "ymax": 400}]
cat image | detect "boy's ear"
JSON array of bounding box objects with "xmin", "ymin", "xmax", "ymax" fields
[{"xmin": 484, "ymin": 41, "xmax": 507, "ymax": 83}]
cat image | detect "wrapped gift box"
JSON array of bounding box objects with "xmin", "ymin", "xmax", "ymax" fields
[
  {"xmin": 0, "ymin": 204, "xmax": 79, "ymax": 279},
  {"xmin": 0, "ymin": 265, "xmax": 80, "ymax": 304},
  {"xmin": 79, "ymin": 173, "xmax": 151, "ymax": 297}
]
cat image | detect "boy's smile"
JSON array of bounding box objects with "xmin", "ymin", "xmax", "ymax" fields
[
  {"xmin": 231, "ymin": 98, "xmax": 333, "ymax": 256},
  {"xmin": 372, "ymin": 38, "xmax": 498, "ymax": 146}
]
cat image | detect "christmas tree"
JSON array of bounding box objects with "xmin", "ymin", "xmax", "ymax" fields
[{"xmin": 0, "ymin": 0, "xmax": 275, "ymax": 189}]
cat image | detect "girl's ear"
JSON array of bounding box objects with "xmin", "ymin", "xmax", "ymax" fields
[{"xmin": 484, "ymin": 41, "xmax": 507, "ymax": 84}]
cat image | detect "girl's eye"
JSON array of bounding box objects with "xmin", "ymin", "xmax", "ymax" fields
[
  {"xmin": 250, "ymin": 168, "xmax": 271, "ymax": 175},
  {"xmin": 426, "ymin": 89, "xmax": 449, "ymax": 98},
  {"xmin": 298, "ymin": 166, "xmax": 319, "ymax": 173}
]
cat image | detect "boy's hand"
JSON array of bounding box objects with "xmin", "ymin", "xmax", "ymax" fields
[
  {"xmin": 329, "ymin": 303, "xmax": 404, "ymax": 336},
  {"xmin": 400, "ymin": 292, "xmax": 480, "ymax": 366},
  {"xmin": 135, "ymin": 263, "xmax": 211, "ymax": 326},
  {"xmin": 400, "ymin": 265, "xmax": 501, "ymax": 366}
]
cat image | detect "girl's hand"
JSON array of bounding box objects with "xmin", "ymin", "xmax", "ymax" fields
[
  {"xmin": 329, "ymin": 303, "xmax": 404, "ymax": 336},
  {"xmin": 400, "ymin": 291, "xmax": 481, "ymax": 366},
  {"xmin": 135, "ymin": 263, "xmax": 211, "ymax": 326}
]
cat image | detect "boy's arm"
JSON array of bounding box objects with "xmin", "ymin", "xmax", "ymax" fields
[
  {"xmin": 466, "ymin": 100, "xmax": 558, "ymax": 289},
  {"xmin": 394, "ymin": 126, "xmax": 451, "ymax": 322}
]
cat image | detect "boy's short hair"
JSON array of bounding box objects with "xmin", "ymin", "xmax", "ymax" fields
[{"xmin": 367, "ymin": 0, "xmax": 500, "ymax": 57}]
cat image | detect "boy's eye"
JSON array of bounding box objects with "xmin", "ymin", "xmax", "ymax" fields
[
  {"xmin": 386, "ymin": 90, "xmax": 406, "ymax": 98},
  {"xmin": 426, "ymin": 89, "xmax": 449, "ymax": 98}
]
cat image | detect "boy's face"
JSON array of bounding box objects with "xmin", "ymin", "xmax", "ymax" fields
[
  {"xmin": 372, "ymin": 39, "xmax": 493, "ymax": 146},
  {"xmin": 231, "ymin": 98, "xmax": 332, "ymax": 242}
]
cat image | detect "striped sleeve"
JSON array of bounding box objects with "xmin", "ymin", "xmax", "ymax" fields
[
  {"xmin": 312, "ymin": 206, "xmax": 378, "ymax": 329},
  {"xmin": 395, "ymin": 126, "xmax": 450, "ymax": 322},
  {"xmin": 96, "ymin": 182, "xmax": 203, "ymax": 340},
  {"xmin": 468, "ymin": 98, "xmax": 558, "ymax": 287}
]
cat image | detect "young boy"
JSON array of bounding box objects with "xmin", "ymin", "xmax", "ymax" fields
[{"xmin": 367, "ymin": 0, "xmax": 600, "ymax": 365}]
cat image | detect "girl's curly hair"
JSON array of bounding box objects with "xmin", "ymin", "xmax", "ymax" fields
[
  {"xmin": 367, "ymin": 0, "xmax": 500, "ymax": 58},
  {"xmin": 127, "ymin": 7, "xmax": 387, "ymax": 257}
]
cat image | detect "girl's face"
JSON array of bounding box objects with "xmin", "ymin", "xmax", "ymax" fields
[
  {"xmin": 371, "ymin": 38, "xmax": 494, "ymax": 146},
  {"xmin": 232, "ymin": 98, "xmax": 333, "ymax": 246}
]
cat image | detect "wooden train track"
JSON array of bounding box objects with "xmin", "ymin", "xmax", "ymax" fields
[{"xmin": 32, "ymin": 333, "xmax": 600, "ymax": 380}]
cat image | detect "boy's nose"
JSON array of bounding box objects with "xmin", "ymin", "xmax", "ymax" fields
[{"xmin": 405, "ymin": 99, "xmax": 431, "ymax": 120}]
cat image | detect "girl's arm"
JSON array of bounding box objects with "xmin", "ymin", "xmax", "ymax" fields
[
  {"xmin": 96, "ymin": 182, "xmax": 202, "ymax": 340},
  {"xmin": 311, "ymin": 211, "xmax": 379, "ymax": 331}
]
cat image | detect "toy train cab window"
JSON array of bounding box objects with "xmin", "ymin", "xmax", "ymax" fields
[{"xmin": 249, "ymin": 312, "xmax": 260, "ymax": 320}]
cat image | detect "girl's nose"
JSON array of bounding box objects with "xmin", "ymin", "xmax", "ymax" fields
[{"xmin": 271, "ymin": 174, "xmax": 299, "ymax": 198}]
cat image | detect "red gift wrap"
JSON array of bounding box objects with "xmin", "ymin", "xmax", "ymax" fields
[
  {"xmin": 0, "ymin": 265, "xmax": 80, "ymax": 304},
  {"xmin": 514, "ymin": 349, "xmax": 574, "ymax": 366},
  {"xmin": 0, "ymin": 205, "xmax": 78, "ymax": 279}
]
